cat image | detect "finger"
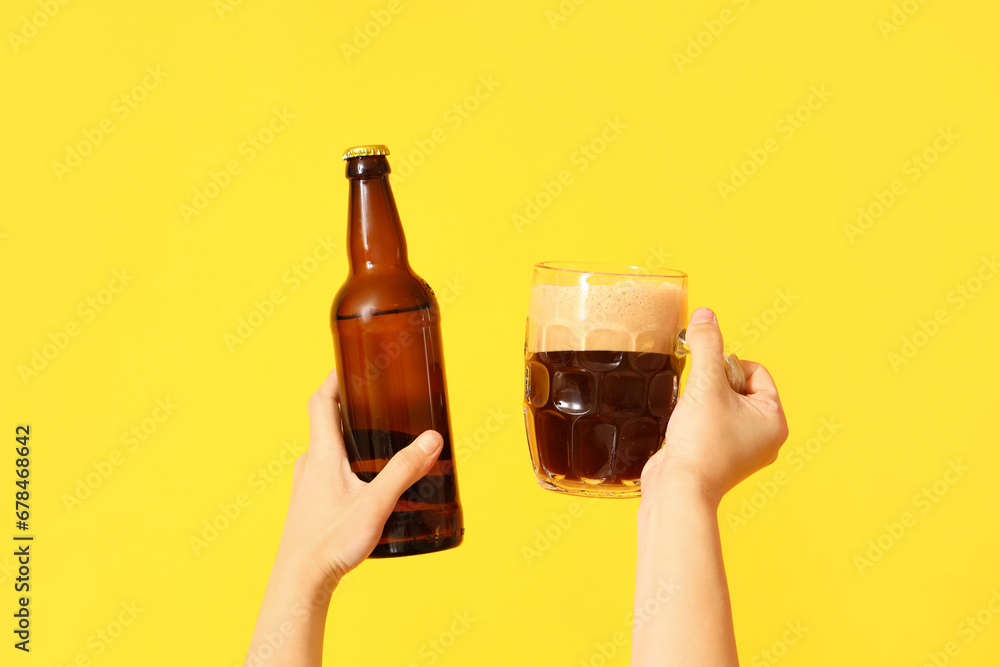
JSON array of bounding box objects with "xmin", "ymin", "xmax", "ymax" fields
[
  {"xmin": 740, "ymin": 359, "xmax": 782, "ymax": 406},
  {"xmin": 306, "ymin": 369, "xmax": 348, "ymax": 461},
  {"xmin": 685, "ymin": 307, "xmax": 727, "ymax": 388},
  {"xmin": 364, "ymin": 431, "xmax": 443, "ymax": 519}
]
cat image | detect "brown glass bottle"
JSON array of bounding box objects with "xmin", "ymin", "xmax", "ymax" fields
[{"xmin": 330, "ymin": 145, "xmax": 463, "ymax": 558}]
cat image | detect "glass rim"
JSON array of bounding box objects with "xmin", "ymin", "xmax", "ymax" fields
[{"xmin": 533, "ymin": 261, "xmax": 687, "ymax": 279}]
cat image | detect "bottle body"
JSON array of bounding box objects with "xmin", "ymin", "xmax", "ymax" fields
[
  {"xmin": 333, "ymin": 285, "xmax": 463, "ymax": 557},
  {"xmin": 331, "ymin": 146, "xmax": 463, "ymax": 557}
]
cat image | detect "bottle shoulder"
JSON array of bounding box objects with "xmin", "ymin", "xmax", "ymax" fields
[{"xmin": 333, "ymin": 268, "xmax": 438, "ymax": 320}]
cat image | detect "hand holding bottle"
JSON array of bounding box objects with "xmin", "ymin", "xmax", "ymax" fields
[
  {"xmin": 245, "ymin": 370, "xmax": 444, "ymax": 666},
  {"xmin": 278, "ymin": 370, "xmax": 445, "ymax": 582}
]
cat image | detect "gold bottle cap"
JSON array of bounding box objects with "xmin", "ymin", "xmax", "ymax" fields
[{"xmin": 342, "ymin": 145, "xmax": 390, "ymax": 160}]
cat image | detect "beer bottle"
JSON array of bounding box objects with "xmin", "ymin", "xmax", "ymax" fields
[{"xmin": 331, "ymin": 145, "xmax": 464, "ymax": 557}]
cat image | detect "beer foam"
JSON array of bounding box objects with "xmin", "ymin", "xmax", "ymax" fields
[{"xmin": 526, "ymin": 281, "xmax": 686, "ymax": 354}]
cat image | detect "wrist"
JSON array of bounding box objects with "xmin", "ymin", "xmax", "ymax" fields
[
  {"xmin": 272, "ymin": 546, "xmax": 341, "ymax": 601},
  {"xmin": 639, "ymin": 458, "xmax": 722, "ymax": 514}
]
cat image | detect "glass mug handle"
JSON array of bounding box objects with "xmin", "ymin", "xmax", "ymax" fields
[{"xmin": 675, "ymin": 329, "xmax": 747, "ymax": 395}]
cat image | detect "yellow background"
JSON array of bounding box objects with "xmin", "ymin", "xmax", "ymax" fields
[{"xmin": 2, "ymin": 0, "xmax": 999, "ymax": 664}]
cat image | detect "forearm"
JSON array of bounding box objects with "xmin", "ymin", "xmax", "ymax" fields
[
  {"xmin": 246, "ymin": 553, "xmax": 337, "ymax": 667},
  {"xmin": 631, "ymin": 474, "xmax": 738, "ymax": 667}
]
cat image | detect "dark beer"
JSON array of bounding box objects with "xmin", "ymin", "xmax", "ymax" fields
[
  {"xmin": 523, "ymin": 265, "xmax": 688, "ymax": 496},
  {"xmin": 525, "ymin": 350, "xmax": 683, "ymax": 491},
  {"xmin": 331, "ymin": 145, "xmax": 463, "ymax": 557}
]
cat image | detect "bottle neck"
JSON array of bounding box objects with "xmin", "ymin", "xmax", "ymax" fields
[{"xmin": 345, "ymin": 160, "xmax": 409, "ymax": 274}]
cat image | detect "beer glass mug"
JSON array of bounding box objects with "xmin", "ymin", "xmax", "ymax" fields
[{"xmin": 523, "ymin": 262, "xmax": 745, "ymax": 497}]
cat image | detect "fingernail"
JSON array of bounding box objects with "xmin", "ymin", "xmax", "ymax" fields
[
  {"xmin": 417, "ymin": 432, "xmax": 441, "ymax": 455},
  {"xmin": 690, "ymin": 307, "xmax": 717, "ymax": 325}
]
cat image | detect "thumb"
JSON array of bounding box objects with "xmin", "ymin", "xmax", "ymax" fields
[
  {"xmin": 364, "ymin": 431, "xmax": 443, "ymax": 517},
  {"xmin": 685, "ymin": 307, "xmax": 727, "ymax": 390}
]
